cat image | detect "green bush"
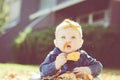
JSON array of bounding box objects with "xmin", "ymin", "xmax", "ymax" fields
[
  {"xmin": 11, "ymin": 25, "xmax": 120, "ymax": 68},
  {"xmin": 82, "ymin": 25, "xmax": 120, "ymax": 68},
  {"xmin": 12, "ymin": 27, "xmax": 55, "ymax": 64}
]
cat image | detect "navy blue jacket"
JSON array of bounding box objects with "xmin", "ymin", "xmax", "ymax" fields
[{"xmin": 40, "ymin": 48, "xmax": 103, "ymax": 78}]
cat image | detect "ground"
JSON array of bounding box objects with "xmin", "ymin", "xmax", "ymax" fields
[
  {"xmin": 0, "ymin": 63, "xmax": 39, "ymax": 80},
  {"xmin": 0, "ymin": 63, "xmax": 120, "ymax": 80}
]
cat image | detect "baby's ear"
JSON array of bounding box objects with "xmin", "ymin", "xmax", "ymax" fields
[
  {"xmin": 54, "ymin": 39, "xmax": 57, "ymax": 47},
  {"xmin": 82, "ymin": 39, "xmax": 84, "ymax": 44},
  {"xmin": 81, "ymin": 39, "xmax": 84, "ymax": 46},
  {"xmin": 79, "ymin": 39, "xmax": 84, "ymax": 48}
]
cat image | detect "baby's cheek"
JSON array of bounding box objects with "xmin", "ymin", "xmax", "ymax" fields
[
  {"xmin": 58, "ymin": 44, "xmax": 64, "ymax": 51},
  {"xmin": 74, "ymin": 41, "xmax": 81, "ymax": 47}
]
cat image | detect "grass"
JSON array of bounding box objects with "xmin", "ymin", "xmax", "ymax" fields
[
  {"xmin": 0, "ymin": 63, "xmax": 120, "ymax": 80},
  {"xmin": 0, "ymin": 63, "xmax": 39, "ymax": 80},
  {"xmin": 99, "ymin": 68, "xmax": 120, "ymax": 80}
]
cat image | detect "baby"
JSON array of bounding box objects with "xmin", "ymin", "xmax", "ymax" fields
[{"xmin": 40, "ymin": 19, "xmax": 103, "ymax": 80}]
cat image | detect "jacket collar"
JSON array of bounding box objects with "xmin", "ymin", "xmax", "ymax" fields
[{"xmin": 52, "ymin": 47, "xmax": 61, "ymax": 55}]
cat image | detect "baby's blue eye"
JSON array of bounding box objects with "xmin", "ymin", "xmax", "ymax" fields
[
  {"xmin": 61, "ymin": 36, "xmax": 65, "ymax": 39},
  {"xmin": 71, "ymin": 36, "xmax": 76, "ymax": 39}
]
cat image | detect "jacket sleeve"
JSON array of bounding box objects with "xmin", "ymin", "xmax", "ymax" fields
[
  {"xmin": 81, "ymin": 50, "xmax": 103, "ymax": 77},
  {"xmin": 40, "ymin": 51, "xmax": 59, "ymax": 77}
]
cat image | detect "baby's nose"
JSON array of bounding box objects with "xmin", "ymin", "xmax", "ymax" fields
[{"xmin": 65, "ymin": 41, "xmax": 71, "ymax": 44}]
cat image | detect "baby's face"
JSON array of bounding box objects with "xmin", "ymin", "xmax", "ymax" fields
[{"xmin": 54, "ymin": 27, "xmax": 83, "ymax": 53}]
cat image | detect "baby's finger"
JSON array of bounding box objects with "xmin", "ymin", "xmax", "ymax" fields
[
  {"xmin": 74, "ymin": 67, "xmax": 80, "ymax": 69},
  {"xmin": 72, "ymin": 69, "xmax": 80, "ymax": 73},
  {"xmin": 72, "ymin": 70, "xmax": 78, "ymax": 74},
  {"xmin": 73, "ymin": 67, "xmax": 80, "ymax": 72}
]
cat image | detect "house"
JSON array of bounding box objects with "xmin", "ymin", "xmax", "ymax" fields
[{"xmin": 0, "ymin": 0, "xmax": 119, "ymax": 62}]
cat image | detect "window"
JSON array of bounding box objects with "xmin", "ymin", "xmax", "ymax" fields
[
  {"xmin": 40, "ymin": 0, "xmax": 56, "ymax": 10},
  {"xmin": 2, "ymin": 0, "xmax": 21, "ymax": 30}
]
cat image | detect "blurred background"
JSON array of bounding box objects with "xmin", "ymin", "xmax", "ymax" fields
[{"xmin": 0, "ymin": 0, "xmax": 120, "ymax": 69}]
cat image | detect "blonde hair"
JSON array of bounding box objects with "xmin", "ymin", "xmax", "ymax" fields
[{"xmin": 55, "ymin": 19, "xmax": 83, "ymax": 37}]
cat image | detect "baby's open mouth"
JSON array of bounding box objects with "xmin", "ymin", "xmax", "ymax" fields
[
  {"xmin": 66, "ymin": 45, "xmax": 71, "ymax": 49},
  {"xmin": 67, "ymin": 45, "xmax": 71, "ymax": 48},
  {"xmin": 63, "ymin": 42, "xmax": 71, "ymax": 50}
]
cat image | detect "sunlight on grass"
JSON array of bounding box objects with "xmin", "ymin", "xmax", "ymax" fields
[
  {"xmin": 99, "ymin": 68, "xmax": 120, "ymax": 80},
  {"xmin": 0, "ymin": 63, "xmax": 120, "ymax": 80},
  {"xmin": 0, "ymin": 63, "xmax": 39, "ymax": 80}
]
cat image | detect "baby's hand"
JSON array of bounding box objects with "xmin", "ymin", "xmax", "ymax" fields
[
  {"xmin": 73, "ymin": 67, "xmax": 93, "ymax": 80},
  {"xmin": 72, "ymin": 67, "xmax": 91, "ymax": 75},
  {"xmin": 55, "ymin": 53, "xmax": 67, "ymax": 69}
]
